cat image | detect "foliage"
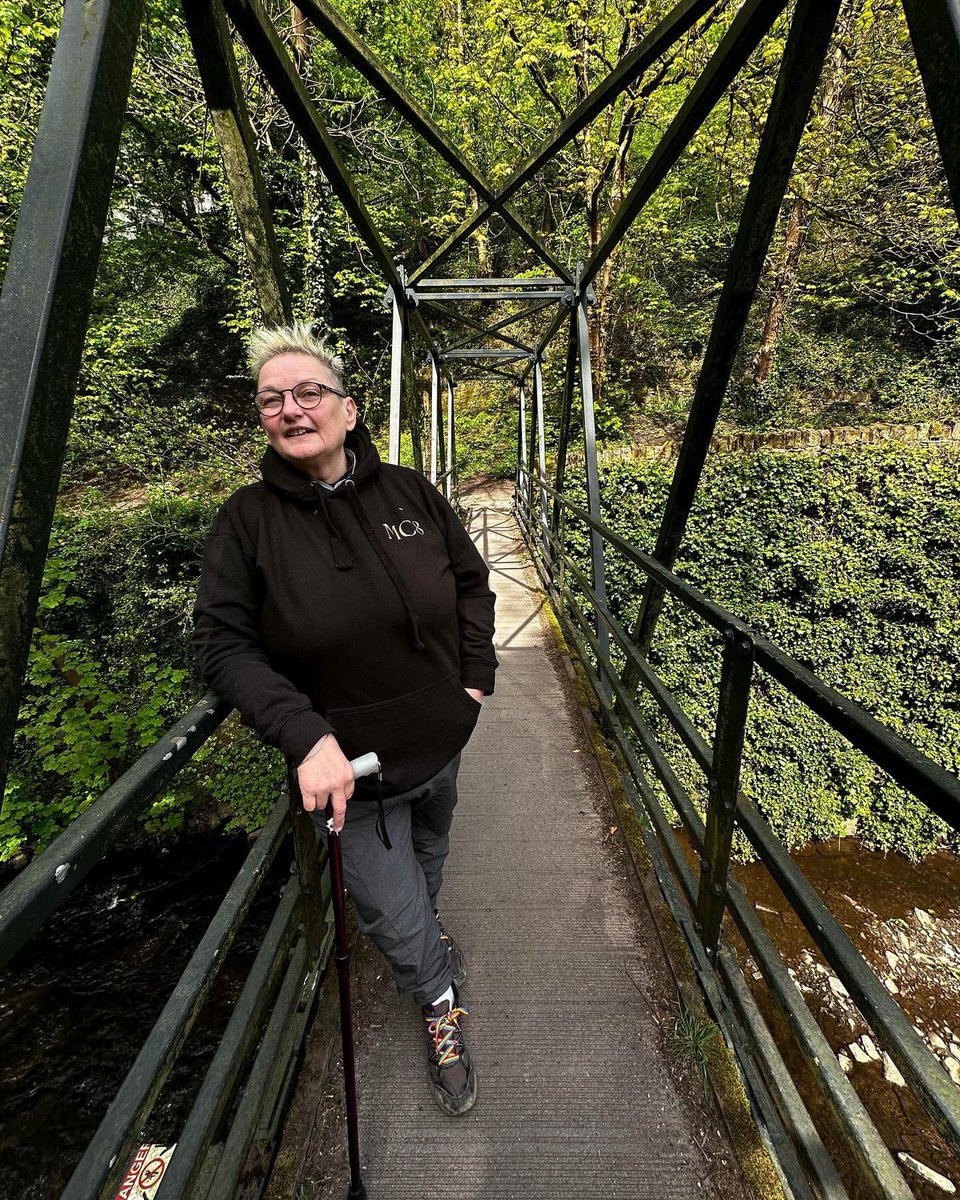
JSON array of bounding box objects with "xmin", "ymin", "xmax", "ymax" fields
[
  {"xmin": 454, "ymin": 382, "xmax": 519, "ymax": 481},
  {"xmin": 562, "ymin": 443, "xmax": 960, "ymax": 860},
  {"xmin": 3, "ymin": 0, "xmax": 957, "ymax": 487},
  {"xmin": 0, "ymin": 0, "xmax": 59, "ymax": 278},
  {"xmin": 669, "ymin": 997, "xmax": 719, "ymax": 1098},
  {"xmin": 1, "ymin": 491, "xmax": 212, "ymax": 859}
]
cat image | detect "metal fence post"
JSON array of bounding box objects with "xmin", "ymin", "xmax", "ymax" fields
[
  {"xmin": 437, "ymin": 373, "xmax": 447, "ymax": 492},
  {"xmin": 575, "ymin": 295, "xmax": 610, "ymax": 685},
  {"xmin": 447, "ymin": 378, "xmax": 458, "ymax": 501},
  {"xmin": 429, "ymin": 353, "xmax": 440, "ymax": 485},
  {"xmin": 696, "ymin": 629, "xmax": 754, "ymax": 957},
  {"xmin": 517, "ymin": 384, "xmax": 528, "ymax": 509},
  {"xmin": 551, "ymin": 305, "xmax": 579, "ymax": 542},
  {"xmin": 290, "ymin": 801, "xmax": 326, "ymax": 963},
  {"xmin": 533, "ymin": 358, "xmax": 550, "ymax": 562},
  {"xmin": 388, "ymin": 285, "xmax": 404, "ymax": 464}
]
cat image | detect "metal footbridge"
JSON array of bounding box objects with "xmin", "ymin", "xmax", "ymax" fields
[{"xmin": 1, "ymin": 1, "xmax": 959, "ymax": 1197}]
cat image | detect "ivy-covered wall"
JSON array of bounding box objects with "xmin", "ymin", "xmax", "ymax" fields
[{"xmin": 563, "ymin": 442, "xmax": 960, "ymax": 861}]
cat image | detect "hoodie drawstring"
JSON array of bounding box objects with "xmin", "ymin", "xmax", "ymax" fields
[
  {"xmin": 312, "ymin": 486, "xmax": 354, "ymax": 570},
  {"xmin": 374, "ymin": 773, "xmax": 392, "ymax": 850}
]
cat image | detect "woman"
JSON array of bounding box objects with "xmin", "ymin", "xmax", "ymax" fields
[{"xmin": 193, "ymin": 323, "xmax": 497, "ymax": 1116}]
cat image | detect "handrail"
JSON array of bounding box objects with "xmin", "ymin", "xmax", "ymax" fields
[
  {"xmin": 0, "ymin": 692, "xmax": 230, "ymax": 968},
  {"xmin": 516, "ymin": 467, "xmax": 960, "ymax": 1193},
  {"xmin": 0, "ymin": 690, "xmax": 333, "ymax": 1199},
  {"xmin": 555, "ymin": 577, "xmax": 906, "ymax": 1198},
  {"xmin": 154, "ymin": 875, "xmax": 305, "ymax": 1197},
  {"xmin": 61, "ymin": 795, "xmax": 293, "ymax": 1200}
]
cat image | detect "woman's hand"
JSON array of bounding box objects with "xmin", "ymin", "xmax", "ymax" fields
[
  {"xmin": 465, "ymin": 687, "xmax": 484, "ymax": 704},
  {"xmin": 298, "ymin": 734, "xmax": 354, "ymax": 832}
]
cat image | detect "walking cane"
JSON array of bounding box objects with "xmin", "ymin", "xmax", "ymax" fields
[{"xmin": 328, "ymin": 751, "xmax": 380, "ymax": 1200}]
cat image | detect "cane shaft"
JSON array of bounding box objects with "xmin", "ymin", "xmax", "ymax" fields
[{"xmin": 328, "ymin": 828, "xmax": 365, "ymax": 1198}]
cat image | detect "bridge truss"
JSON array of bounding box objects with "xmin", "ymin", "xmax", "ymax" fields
[{"xmin": 1, "ymin": 0, "xmax": 959, "ymax": 1197}]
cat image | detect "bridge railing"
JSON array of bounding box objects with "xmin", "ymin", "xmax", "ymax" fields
[
  {"xmin": 0, "ymin": 694, "xmax": 332, "ymax": 1200},
  {"xmin": 518, "ymin": 465, "xmax": 960, "ymax": 1200}
]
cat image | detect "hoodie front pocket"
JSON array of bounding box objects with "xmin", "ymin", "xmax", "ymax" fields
[{"xmin": 327, "ymin": 672, "xmax": 480, "ymax": 793}]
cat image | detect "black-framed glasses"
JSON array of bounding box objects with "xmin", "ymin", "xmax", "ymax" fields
[{"xmin": 254, "ymin": 381, "xmax": 347, "ymax": 415}]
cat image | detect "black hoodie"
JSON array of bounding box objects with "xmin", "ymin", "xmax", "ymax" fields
[{"xmin": 193, "ymin": 422, "xmax": 497, "ymax": 793}]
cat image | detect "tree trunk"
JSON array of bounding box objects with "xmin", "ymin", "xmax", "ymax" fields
[
  {"xmin": 749, "ymin": 13, "xmax": 850, "ymax": 387},
  {"xmin": 291, "ymin": 8, "xmax": 327, "ymax": 320},
  {"xmin": 751, "ymin": 195, "xmax": 809, "ymax": 387},
  {"xmin": 454, "ymin": 0, "xmax": 490, "ymax": 274}
]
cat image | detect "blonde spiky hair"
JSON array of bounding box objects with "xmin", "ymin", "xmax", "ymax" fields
[{"xmin": 247, "ymin": 322, "xmax": 345, "ymax": 389}]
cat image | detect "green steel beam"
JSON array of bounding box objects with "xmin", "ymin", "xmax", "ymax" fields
[
  {"xmin": 902, "ymin": 0, "xmax": 960, "ymax": 222},
  {"xmin": 627, "ymin": 0, "xmax": 839, "ymax": 661},
  {"xmin": 225, "ymin": 0, "xmax": 445, "ymax": 365},
  {"xmin": 0, "ymin": 0, "xmax": 143, "ymax": 800},
  {"xmin": 580, "ymin": 0, "xmax": 788, "ymax": 288}
]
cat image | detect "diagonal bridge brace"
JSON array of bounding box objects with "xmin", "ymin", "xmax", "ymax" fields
[
  {"xmin": 294, "ymin": 0, "xmax": 573, "ymax": 283},
  {"xmin": 411, "ymin": 0, "xmax": 722, "ymax": 282},
  {"xmin": 442, "ymin": 298, "xmax": 558, "ymax": 354}
]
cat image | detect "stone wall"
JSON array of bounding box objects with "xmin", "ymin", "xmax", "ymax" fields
[{"xmin": 580, "ymin": 417, "xmax": 960, "ymax": 466}]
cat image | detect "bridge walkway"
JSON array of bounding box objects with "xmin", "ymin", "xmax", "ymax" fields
[{"xmin": 279, "ymin": 484, "xmax": 752, "ymax": 1200}]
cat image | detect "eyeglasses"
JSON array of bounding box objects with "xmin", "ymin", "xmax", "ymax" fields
[{"xmin": 254, "ymin": 381, "xmax": 347, "ymax": 415}]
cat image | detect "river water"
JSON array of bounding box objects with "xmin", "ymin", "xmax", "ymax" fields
[
  {"xmin": 728, "ymin": 839, "xmax": 960, "ymax": 1199},
  {"xmin": 0, "ymin": 831, "xmax": 289, "ymax": 1199}
]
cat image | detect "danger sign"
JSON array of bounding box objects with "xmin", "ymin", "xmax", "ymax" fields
[{"xmin": 114, "ymin": 1143, "xmax": 176, "ymax": 1199}]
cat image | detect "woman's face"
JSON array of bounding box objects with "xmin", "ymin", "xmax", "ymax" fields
[{"xmin": 258, "ymin": 352, "xmax": 357, "ymax": 479}]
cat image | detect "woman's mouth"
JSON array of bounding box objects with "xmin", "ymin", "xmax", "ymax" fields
[{"xmin": 285, "ymin": 428, "xmax": 315, "ymax": 438}]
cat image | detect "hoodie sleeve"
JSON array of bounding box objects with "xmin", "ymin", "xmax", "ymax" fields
[
  {"xmin": 192, "ymin": 514, "xmax": 334, "ymax": 763},
  {"xmin": 426, "ymin": 486, "xmax": 498, "ymax": 695}
]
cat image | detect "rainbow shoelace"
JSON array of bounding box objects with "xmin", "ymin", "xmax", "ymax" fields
[{"xmin": 426, "ymin": 1006, "xmax": 469, "ymax": 1067}]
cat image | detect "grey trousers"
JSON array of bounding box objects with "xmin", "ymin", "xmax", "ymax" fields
[{"xmin": 311, "ymin": 755, "xmax": 460, "ymax": 1006}]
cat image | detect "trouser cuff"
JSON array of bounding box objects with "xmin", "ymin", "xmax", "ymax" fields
[{"xmin": 411, "ymin": 963, "xmax": 455, "ymax": 1008}]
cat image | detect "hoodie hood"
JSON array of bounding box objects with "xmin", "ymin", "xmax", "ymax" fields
[{"xmin": 259, "ymin": 419, "xmax": 380, "ymax": 501}]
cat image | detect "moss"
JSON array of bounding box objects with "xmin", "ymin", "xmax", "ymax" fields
[{"xmin": 704, "ymin": 1037, "xmax": 787, "ymax": 1200}]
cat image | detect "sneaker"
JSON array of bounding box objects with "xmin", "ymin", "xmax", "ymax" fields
[
  {"xmin": 421, "ymin": 997, "xmax": 477, "ymax": 1116},
  {"xmin": 435, "ymin": 909, "xmax": 467, "ymax": 987}
]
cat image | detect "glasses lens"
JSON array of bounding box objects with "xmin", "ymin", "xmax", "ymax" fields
[
  {"xmin": 256, "ymin": 392, "xmax": 283, "ymax": 414},
  {"xmin": 293, "ymin": 383, "xmax": 325, "ymax": 409}
]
